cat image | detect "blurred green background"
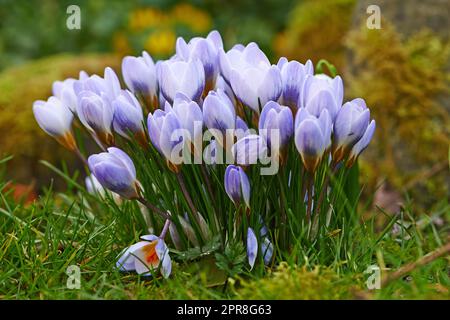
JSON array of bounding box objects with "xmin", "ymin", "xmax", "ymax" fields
[{"xmin": 0, "ymin": 0, "xmax": 448, "ymax": 212}]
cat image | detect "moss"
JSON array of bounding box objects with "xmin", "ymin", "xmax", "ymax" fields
[
  {"xmin": 274, "ymin": 0, "xmax": 357, "ymax": 68},
  {"xmin": 0, "ymin": 54, "xmax": 121, "ymax": 185},
  {"xmin": 345, "ymin": 21, "xmax": 450, "ymax": 207},
  {"xmin": 232, "ymin": 263, "xmax": 355, "ymax": 299}
]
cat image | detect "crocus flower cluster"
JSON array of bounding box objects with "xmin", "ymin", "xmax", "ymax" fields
[{"xmin": 34, "ymin": 30, "xmax": 375, "ymax": 278}]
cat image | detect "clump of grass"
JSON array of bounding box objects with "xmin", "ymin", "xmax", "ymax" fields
[{"xmin": 0, "ymin": 156, "xmax": 448, "ymax": 299}]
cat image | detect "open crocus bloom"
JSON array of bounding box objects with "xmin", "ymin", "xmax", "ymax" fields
[{"xmin": 116, "ymin": 235, "xmax": 172, "ymax": 278}]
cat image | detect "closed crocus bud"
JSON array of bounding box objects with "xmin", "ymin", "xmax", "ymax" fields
[
  {"xmin": 332, "ymin": 98, "xmax": 371, "ymax": 163},
  {"xmin": 346, "ymin": 120, "xmax": 376, "ymax": 167},
  {"xmin": 224, "ymin": 165, "xmax": 251, "ymax": 208},
  {"xmin": 294, "ymin": 108, "xmax": 332, "ymax": 172},
  {"xmin": 277, "ymin": 57, "xmax": 313, "ymax": 112},
  {"xmin": 176, "ymin": 30, "xmax": 223, "ymax": 94},
  {"xmin": 122, "ymin": 51, "xmax": 158, "ymax": 112},
  {"xmin": 158, "ymin": 58, "xmax": 205, "ymax": 104},
  {"xmin": 112, "ymin": 90, "xmax": 146, "ymax": 145},
  {"xmin": 232, "ymin": 134, "xmax": 268, "ymax": 166},
  {"xmin": 147, "ymin": 104, "xmax": 184, "ymax": 171},
  {"xmin": 228, "ymin": 43, "xmax": 282, "ymax": 113},
  {"xmin": 203, "ymin": 89, "xmax": 236, "ymax": 149},
  {"xmin": 52, "ymin": 78, "xmax": 78, "ymax": 113},
  {"xmin": 116, "ymin": 234, "xmax": 172, "ymax": 278},
  {"xmin": 301, "ymin": 73, "xmax": 343, "ymax": 121},
  {"xmin": 171, "ymin": 93, "xmax": 203, "ymax": 148},
  {"xmin": 88, "ymin": 147, "xmax": 139, "ymax": 199},
  {"xmin": 33, "ymin": 97, "xmax": 77, "ymax": 151},
  {"xmin": 77, "ymin": 91, "xmax": 115, "ymax": 146},
  {"xmin": 259, "ymin": 101, "xmax": 293, "ymax": 155},
  {"xmin": 247, "ymin": 227, "xmax": 258, "ymax": 270}
]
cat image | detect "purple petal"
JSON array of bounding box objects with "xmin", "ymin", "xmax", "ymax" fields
[{"xmin": 247, "ymin": 227, "xmax": 258, "ymax": 270}]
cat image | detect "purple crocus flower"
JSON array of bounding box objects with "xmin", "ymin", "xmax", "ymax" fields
[
  {"xmin": 121, "ymin": 51, "xmax": 158, "ymax": 111},
  {"xmin": 77, "ymin": 90, "xmax": 115, "ymax": 146},
  {"xmin": 52, "ymin": 78, "xmax": 78, "ymax": 113},
  {"xmin": 74, "ymin": 67, "xmax": 122, "ymax": 146},
  {"xmin": 301, "ymin": 73, "xmax": 343, "ymax": 121},
  {"xmin": 171, "ymin": 93, "xmax": 203, "ymax": 147},
  {"xmin": 158, "ymin": 58, "xmax": 205, "ymax": 104},
  {"xmin": 332, "ymin": 98, "xmax": 371, "ymax": 163},
  {"xmin": 176, "ymin": 30, "xmax": 223, "ymax": 94},
  {"xmin": 221, "ymin": 42, "xmax": 282, "ymax": 113},
  {"xmin": 203, "ymin": 89, "xmax": 236, "ymax": 148},
  {"xmin": 147, "ymin": 103, "xmax": 184, "ymax": 169},
  {"xmin": 277, "ymin": 57, "xmax": 313, "ymax": 112},
  {"xmin": 112, "ymin": 90, "xmax": 146, "ymax": 143},
  {"xmin": 33, "ymin": 96, "xmax": 77, "ymax": 150},
  {"xmin": 218, "ymin": 43, "xmax": 246, "ymax": 85},
  {"xmin": 346, "ymin": 120, "xmax": 376, "ymax": 167},
  {"xmin": 116, "ymin": 234, "xmax": 172, "ymax": 278},
  {"xmin": 74, "ymin": 67, "xmax": 121, "ymax": 99},
  {"xmin": 258, "ymin": 101, "xmax": 294, "ymax": 153},
  {"xmin": 88, "ymin": 147, "xmax": 139, "ymax": 199},
  {"xmin": 294, "ymin": 108, "xmax": 332, "ymax": 172},
  {"xmin": 224, "ymin": 165, "xmax": 251, "ymax": 208},
  {"xmin": 232, "ymin": 134, "xmax": 268, "ymax": 166}
]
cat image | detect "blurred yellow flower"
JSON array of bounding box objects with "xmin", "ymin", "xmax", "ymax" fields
[
  {"xmin": 116, "ymin": 4, "xmax": 212, "ymax": 58},
  {"xmin": 128, "ymin": 4, "xmax": 211, "ymax": 33},
  {"xmin": 129, "ymin": 8, "xmax": 169, "ymax": 31},
  {"xmin": 144, "ymin": 29, "xmax": 176, "ymax": 56}
]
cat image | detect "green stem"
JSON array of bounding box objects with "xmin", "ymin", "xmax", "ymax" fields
[
  {"xmin": 137, "ymin": 197, "xmax": 171, "ymax": 221},
  {"xmin": 176, "ymin": 172, "xmax": 198, "ymax": 215},
  {"xmin": 306, "ymin": 175, "xmax": 314, "ymax": 223}
]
